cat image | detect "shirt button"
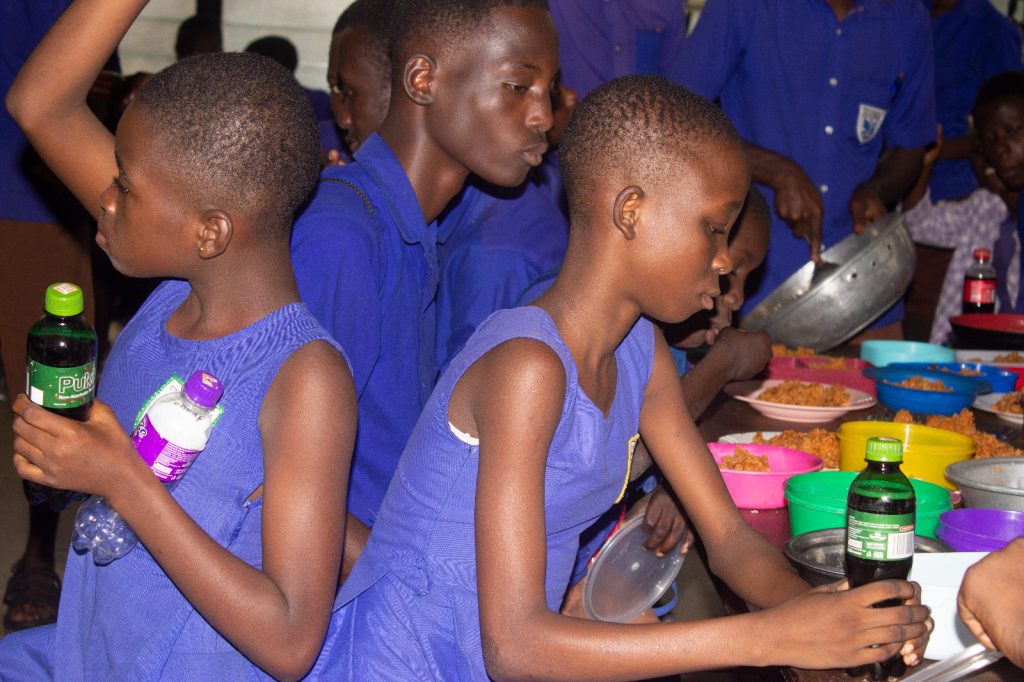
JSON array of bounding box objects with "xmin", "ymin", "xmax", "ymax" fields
[
  {"xmin": 613, "ymin": 44, "xmax": 622, "ymax": 52},
  {"xmin": 829, "ymin": 77, "xmax": 838, "ymax": 87},
  {"xmin": 825, "ymin": 125, "xmax": 834, "ymax": 135},
  {"xmin": 820, "ymin": 184, "xmax": 830, "ymax": 193},
  {"xmin": 835, "ymin": 28, "xmax": 842, "ymax": 36}
]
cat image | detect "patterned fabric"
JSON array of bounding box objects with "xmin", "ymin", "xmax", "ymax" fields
[
  {"xmin": 308, "ymin": 307, "xmax": 655, "ymax": 680},
  {"xmin": 904, "ymin": 188, "xmax": 1020, "ymax": 343},
  {"xmin": 0, "ymin": 280, "xmax": 347, "ymax": 680}
]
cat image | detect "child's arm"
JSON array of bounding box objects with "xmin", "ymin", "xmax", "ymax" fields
[
  {"xmin": 957, "ymin": 537, "xmax": 1024, "ymax": 667},
  {"xmin": 5, "ymin": 0, "xmax": 142, "ymax": 219},
  {"xmin": 464, "ymin": 339, "xmax": 929, "ymax": 681},
  {"xmin": 13, "ymin": 341, "xmax": 356, "ymax": 681}
]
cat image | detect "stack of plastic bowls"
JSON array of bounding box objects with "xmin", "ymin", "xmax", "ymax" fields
[
  {"xmin": 838, "ymin": 421, "xmax": 975, "ymax": 489},
  {"xmin": 935, "ymin": 508, "xmax": 1024, "ymax": 551},
  {"xmin": 860, "ymin": 340, "xmax": 955, "ymax": 367},
  {"xmin": 784, "ymin": 470, "xmax": 953, "ymax": 539}
]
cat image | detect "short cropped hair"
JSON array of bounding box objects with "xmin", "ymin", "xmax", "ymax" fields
[
  {"xmin": 134, "ymin": 52, "xmax": 320, "ymax": 239},
  {"xmin": 333, "ymin": 0, "xmax": 394, "ymax": 86},
  {"xmin": 972, "ymin": 70, "xmax": 1024, "ymax": 120},
  {"xmin": 245, "ymin": 35, "xmax": 299, "ymax": 74},
  {"xmin": 387, "ymin": 0, "xmax": 548, "ymax": 84},
  {"xmin": 559, "ymin": 75, "xmax": 742, "ymax": 222}
]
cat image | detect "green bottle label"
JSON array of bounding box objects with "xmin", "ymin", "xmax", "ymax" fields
[
  {"xmin": 846, "ymin": 511, "xmax": 914, "ymax": 560},
  {"xmin": 26, "ymin": 359, "xmax": 96, "ymax": 409}
]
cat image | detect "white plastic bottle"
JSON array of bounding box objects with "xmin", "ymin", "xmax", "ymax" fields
[{"xmin": 72, "ymin": 370, "xmax": 224, "ymax": 565}]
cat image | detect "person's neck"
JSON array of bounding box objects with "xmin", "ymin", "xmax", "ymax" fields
[
  {"xmin": 167, "ymin": 247, "xmax": 299, "ymax": 341},
  {"xmin": 930, "ymin": 0, "xmax": 959, "ymax": 18},
  {"xmin": 536, "ymin": 247, "xmax": 643, "ymax": 374},
  {"xmin": 1006, "ymin": 188, "xmax": 1021, "ymax": 219},
  {"xmin": 378, "ymin": 114, "xmax": 470, "ymax": 223},
  {"xmin": 827, "ymin": 0, "xmax": 858, "ymax": 21}
]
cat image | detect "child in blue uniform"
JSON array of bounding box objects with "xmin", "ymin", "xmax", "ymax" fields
[
  {"xmin": 315, "ymin": 76, "xmax": 933, "ymax": 679},
  {"xmin": 290, "ymin": 0, "xmax": 560, "ymax": 564},
  {"xmin": 1, "ymin": 1, "xmax": 355, "ymax": 679}
]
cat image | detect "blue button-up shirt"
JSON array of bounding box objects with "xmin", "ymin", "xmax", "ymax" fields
[
  {"xmin": 291, "ymin": 133, "xmax": 439, "ymax": 526},
  {"xmin": 672, "ymin": 0, "xmax": 936, "ymax": 319},
  {"xmin": 550, "ymin": 0, "xmax": 689, "ymax": 98},
  {"xmin": 436, "ymin": 175, "xmax": 569, "ymax": 373},
  {"xmin": 927, "ymin": 0, "xmax": 1021, "ymax": 201}
]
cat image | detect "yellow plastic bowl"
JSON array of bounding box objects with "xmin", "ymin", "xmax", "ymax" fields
[{"xmin": 838, "ymin": 421, "xmax": 975, "ymax": 489}]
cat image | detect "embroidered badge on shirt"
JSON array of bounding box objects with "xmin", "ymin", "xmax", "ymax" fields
[
  {"xmin": 614, "ymin": 433, "xmax": 641, "ymax": 504},
  {"xmin": 856, "ymin": 104, "xmax": 887, "ymax": 144}
]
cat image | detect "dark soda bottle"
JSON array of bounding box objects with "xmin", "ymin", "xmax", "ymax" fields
[
  {"xmin": 25, "ymin": 282, "xmax": 98, "ymax": 511},
  {"xmin": 845, "ymin": 437, "xmax": 915, "ymax": 681},
  {"xmin": 962, "ymin": 247, "xmax": 996, "ymax": 314}
]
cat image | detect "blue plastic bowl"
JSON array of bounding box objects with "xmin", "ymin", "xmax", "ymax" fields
[
  {"xmin": 862, "ymin": 366, "xmax": 991, "ymax": 415},
  {"xmin": 860, "ymin": 340, "xmax": 955, "ymax": 367},
  {"xmin": 888, "ymin": 362, "xmax": 1017, "ymax": 393}
]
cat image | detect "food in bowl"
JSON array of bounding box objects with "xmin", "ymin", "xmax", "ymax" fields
[
  {"xmin": 886, "ymin": 376, "xmax": 952, "ymax": 392},
  {"xmin": 707, "ymin": 442, "xmax": 823, "ymax": 509},
  {"xmin": 753, "ymin": 429, "xmax": 840, "ymax": 469},
  {"xmin": 993, "ymin": 391, "xmax": 1023, "ymax": 414},
  {"xmin": 893, "ymin": 408, "xmax": 1024, "ymax": 459},
  {"xmin": 719, "ymin": 446, "xmax": 770, "ymax": 471},
  {"xmin": 772, "ymin": 344, "xmax": 817, "ymax": 357},
  {"xmin": 757, "ymin": 380, "xmax": 850, "ymax": 407},
  {"xmin": 995, "ymin": 351, "xmax": 1024, "ymax": 363}
]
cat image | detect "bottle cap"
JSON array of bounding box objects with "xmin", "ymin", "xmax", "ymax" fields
[
  {"xmin": 972, "ymin": 248, "xmax": 992, "ymax": 261},
  {"xmin": 44, "ymin": 282, "xmax": 84, "ymax": 317},
  {"xmin": 865, "ymin": 436, "xmax": 903, "ymax": 463},
  {"xmin": 183, "ymin": 370, "xmax": 224, "ymax": 408}
]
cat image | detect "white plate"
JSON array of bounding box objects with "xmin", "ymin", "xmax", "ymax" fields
[
  {"xmin": 908, "ymin": 552, "xmax": 989, "ymax": 661},
  {"xmin": 723, "ymin": 380, "xmax": 876, "ymax": 424},
  {"xmin": 717, "ymin": 431, "xmax": 782, "ymax": 443},
  {"xmin": 972, "ymin": 392, "xmax": 1024, "ymax": 426},
  {"xmin": 955, "ymin": 349, "xmax": 1024, "ymax": 368}
]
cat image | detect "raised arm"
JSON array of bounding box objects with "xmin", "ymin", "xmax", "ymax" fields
[
  {"xmin": 13, "ymin": 341, "xmax": 356, "ymax": 680},
  {"xmin": 744, "ymin": 142, "xmax": 824, "ymax": 262},
  {"xmin": 5, "ymin": 0, "xmax": 141, "ymax": 218}
]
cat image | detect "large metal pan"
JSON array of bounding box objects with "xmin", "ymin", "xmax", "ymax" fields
[{"xmin": 740, "ymin": 212, "xmax": 915, "ymax": 351}]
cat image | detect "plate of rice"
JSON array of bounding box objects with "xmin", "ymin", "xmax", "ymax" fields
[{"xmin": 724, "ymin": 379, "xmax": 876, "ymax": 424}]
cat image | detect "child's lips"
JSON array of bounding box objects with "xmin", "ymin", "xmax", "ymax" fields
[{"xmin": 521, "ymin": 143, "xmax": 548, "ymax": 167}]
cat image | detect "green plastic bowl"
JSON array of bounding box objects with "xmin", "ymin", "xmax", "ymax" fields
[{"xmin": 784, "ymin": 471, "xmax": 953, "ymax": 539}]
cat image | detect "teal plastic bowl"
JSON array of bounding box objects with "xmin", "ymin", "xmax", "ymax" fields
[{"xmin": 860, "ymin": 340, "xmax": 955, "ymax": 368}]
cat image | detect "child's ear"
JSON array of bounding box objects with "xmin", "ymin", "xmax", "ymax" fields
[
  {"xmin": 196, "ymin": 210, "xmax": 233, "ymax": 260},
  {"xmin": 402, "ymin": 54, "xmax": 435, "ymax": 106},
  {"xmin": 613, "ymin": 186, "xmax": 644, "ymax": 240}
]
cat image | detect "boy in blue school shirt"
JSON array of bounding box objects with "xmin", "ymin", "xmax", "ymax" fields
[
  {"xmin": 671, "ymin": 0, "xmax": 937, "ymax": 339},
  {"xmin": 290, "ymin": 0, "xmax": 559, "ymax": 570},
  {"xmin": 928, "ymin": 0, "xmax": 1022, "ymax": 202}
]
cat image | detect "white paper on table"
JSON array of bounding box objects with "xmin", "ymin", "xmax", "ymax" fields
[{"xmin": 907, "ymin": 552, "xmax": 990, "ymax": 661}]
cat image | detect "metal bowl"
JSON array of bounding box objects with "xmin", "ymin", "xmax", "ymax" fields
[
  {"xmin": 741, "ymin": 212, "xmax": 915, "ymax": 352},
  {"xmin": 945, "ymin": 457, "xmax": 1024, "ymax": 512},
  {"xmin": 784, "ymin": 527, "xmax": 951, "ymax": 586}
]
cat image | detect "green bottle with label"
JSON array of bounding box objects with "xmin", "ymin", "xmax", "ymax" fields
[
  {"xmin": 845, "ymin": 436, "xmax": 915, "ymax": 681},
  {"xmin": 25, "ymin": 282, "xmax": 98, "ymax": 511}
]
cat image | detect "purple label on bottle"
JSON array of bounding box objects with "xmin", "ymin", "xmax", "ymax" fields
[{"xmin": 131, "ymin": 414, "xmax": 200, "ymax": 483}]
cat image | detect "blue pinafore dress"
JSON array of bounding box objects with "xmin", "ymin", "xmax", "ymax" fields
[{"xmin": 308, "ymin": 306, "xmax": 655, "ymax": 680}]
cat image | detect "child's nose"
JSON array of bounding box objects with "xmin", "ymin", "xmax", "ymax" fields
[
  {"xmin": 713, "ymin": 247, "xmax": 733, "ymax": 276},
  {"xmin": 531, "ymin": 94, "xmax": 554, "ymax": 135},
  {"xmin": 99, "ymin": 182, "xmax": 119, "ymax": 214}
]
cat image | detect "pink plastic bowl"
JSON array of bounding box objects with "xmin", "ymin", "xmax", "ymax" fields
[{"xmin": 707, "ymin": 442, "xmax": 825, "ymax": 509}]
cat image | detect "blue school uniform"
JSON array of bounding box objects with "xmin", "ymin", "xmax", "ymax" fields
[
  {"xmin": 309, "ymin": 307, "xmax": 655, "ymax": 680},
  {"xmin": 549, "ymin": 0, "xmax": 689, "ymax": 99},
  {"xmin": 291, "ymin": 133, "xmax": 439, "ymax": 526},
  {"xmin": 928, "ymin": 0, "xmax": 1022, "ymax": 201},
  {"xmin": 671, "ymin": 0, "xmax": 936, "ymax": 323},
  {"xmin": 0, "ymin": 280, "xmax": 347, "ymax": 680},
  {"xmin": 436, "ymin": 176, "xmax": 569, "ymax": 371}
]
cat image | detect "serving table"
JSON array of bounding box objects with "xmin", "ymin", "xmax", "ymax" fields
[{"xmin": 689, "ymin": 391, "xmax": 1022, "ymax": 681}]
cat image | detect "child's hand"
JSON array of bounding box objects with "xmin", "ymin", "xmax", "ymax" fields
[
  {"xmin": 759, "ymin": 578, "xmax": 932, "ymax": 670},
  {"xmin": 708, "ymin": 327, "xmax": 771, "ymax": 383},
  {"xmin": 957, "ymin": 537, "xmax": 1024, "ymax": 667},
  {"xmin": 12, "ymin": 394, "xmax": 141, "ymax": 500},
  {"xmin": 849, "ymin": 183, "xmax": 887, "ymax": 235},
  {"xmin": 636, "ymin": 485, "xmax": 692, "ymax": 557}
]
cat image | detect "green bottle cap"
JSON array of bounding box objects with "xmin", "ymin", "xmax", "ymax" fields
[
  {"xmin": 44, "ymin": 282, "xmax": 84, "ymax": 317},
  {"xmin": 865, "ymin": 436, "xmax": 903, "ymax": 463}
]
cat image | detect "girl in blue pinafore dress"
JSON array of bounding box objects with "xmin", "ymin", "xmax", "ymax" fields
[{"xmin": 311, "ymin": 307, "xmax": 653, "ymax": 679}]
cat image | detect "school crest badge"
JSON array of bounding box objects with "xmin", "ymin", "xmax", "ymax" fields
[{"xmin": 856, "ymin": 104, "xmax": 887, "ymax": 144}]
